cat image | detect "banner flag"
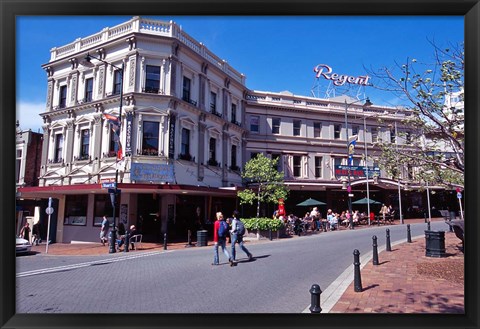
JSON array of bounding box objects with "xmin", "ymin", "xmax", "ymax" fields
[{"xmin": 348, "ymin": 135, "xmax": 358, "ymax": 166}]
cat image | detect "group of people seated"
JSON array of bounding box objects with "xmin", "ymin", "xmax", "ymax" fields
[{"xmin": 283, "ymin": 207, "xmax": 378, "ymax": 236}]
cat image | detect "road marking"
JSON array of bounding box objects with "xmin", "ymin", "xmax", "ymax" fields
[{"xmin": 16, "ymin": 250, "xmax": 172, "ymax": 278}]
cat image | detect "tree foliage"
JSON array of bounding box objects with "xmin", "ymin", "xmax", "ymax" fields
[
  {"xmin": 369, "ymin": 41, "xmax": 464, "ymax": 187},
  {"xmin": 237, "ymin": 153, "xmax": 289, "ymax": 217}
]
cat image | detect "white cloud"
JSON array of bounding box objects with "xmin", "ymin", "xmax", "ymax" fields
[{"xmin": 17, "ymin": 101, "xmax": 45, "ymax": 133}]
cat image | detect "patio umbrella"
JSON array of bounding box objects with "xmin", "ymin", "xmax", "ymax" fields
[
  {"xmin": 352, "ymin": 197, "xmax": 382, "ymax": 205},
  {"xmin": 296, "ymin": 198, "xmax": 327, "ymax": 207}
]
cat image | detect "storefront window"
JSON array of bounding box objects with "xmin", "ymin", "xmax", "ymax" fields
[
  {"xmin": 94, "ymin": 194, "xmax": 119, "ymax": 226},
  {"xmin": 64, "ymin": 195, "xmax": 88, "ymax": 226}
]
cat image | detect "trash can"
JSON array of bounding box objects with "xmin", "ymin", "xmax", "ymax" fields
[
  {"xmin": 425, "ymin": 230, "xmax": 446, "ymax": 257},
  {"xmin": 196, "ymin": 230, "xmax": 208, "ymax": 247},
  {"xmin": 449, "ymin": 211, "xmax": 456, "ymax": 220}
]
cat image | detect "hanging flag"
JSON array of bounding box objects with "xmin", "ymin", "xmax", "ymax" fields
[
  {"xmin": 104, "ymin": 113, "xmax": 122, "ymax": 160},
  {"xmin": 348, "ymin": 135, "xmax": 358, "ymax": 166}
]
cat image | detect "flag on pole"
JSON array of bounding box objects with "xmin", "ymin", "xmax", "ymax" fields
[
  {"xmin": 348, "ymin": 135, "xmax": 358, "ymax": 166},
  {"xmin": 103, "ymin": 113, "xmax": 123, "ymax": 160}
]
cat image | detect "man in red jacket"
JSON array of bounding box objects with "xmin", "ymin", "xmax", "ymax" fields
[{"xmin": 212, "ymin": 212, "xmax": 233, "ymax": 266}]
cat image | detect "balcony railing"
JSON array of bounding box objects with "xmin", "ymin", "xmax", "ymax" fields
[
  {"xmin": 207, "ymin": 159, "xmax": 219, "ymax": 167},
  {"xmin": 139, "ymin": 148, "xmax": 159, "ymax": 156}
]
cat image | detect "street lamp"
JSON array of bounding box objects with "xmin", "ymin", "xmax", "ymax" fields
[
  {"xmin": 345, "ymin": 97, "xmax": 372, "ymax": 229},
  {"xmin": 81, "ymin": 53, "xmax": 124, "ymax": 253},
  {"xmin": 394, "ymin": 120, "xmax": 404, "ymax": 225},
  {"xmin": 362, "ymin": 112, "xmax": 376, "ymax": 226}
]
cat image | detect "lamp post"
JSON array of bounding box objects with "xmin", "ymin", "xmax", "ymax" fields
[
  {"xmin": 81, "ymin": 53, "xmax": 124, "ymax": 253},
  {"xmin": 363, "ymin": 115, "xmax": 371, "ymax": 225},
  {"xmin": 344, "ymin": 98, "xmax": 372, "ymax": 229},
  {"xmin": 394, "ymin": 120, "xmax": 404, "ymax": 224}
]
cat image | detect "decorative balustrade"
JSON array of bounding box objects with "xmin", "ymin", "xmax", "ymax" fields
[{"xmin": 49, "ymin": 17, "xmax": 245, "ymax": 85}]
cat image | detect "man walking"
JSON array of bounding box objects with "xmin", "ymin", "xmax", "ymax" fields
[
  {"xmin": 230, "ymin": 210, "xmax": 253, "ymax": 262},
  {"xmin": 212, "ymin": 212, "xmax": 234, "ymax": 266}
]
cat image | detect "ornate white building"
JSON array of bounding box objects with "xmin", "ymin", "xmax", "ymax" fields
[{"xmin": 20, "ymin": 17, "xmax": 247, "ymax": 243}]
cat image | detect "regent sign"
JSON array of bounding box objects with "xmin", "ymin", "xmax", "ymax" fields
[{"xmin": 313, "ymin": 64, "xmax": 371, "ymax": 87}]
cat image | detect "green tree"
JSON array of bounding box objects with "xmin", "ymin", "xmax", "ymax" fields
[
  {"xmin": 369, "ymin": 41, "xmax": 464, "ymax": 187},
  {"xmin": 237, "ymin": 153, "xmax": 289, "ymax": 218}
]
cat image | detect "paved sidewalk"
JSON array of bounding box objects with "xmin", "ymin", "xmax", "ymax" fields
[{"xmin": 329, "ymin": 231, "xmax": 464, "ymax": 313}]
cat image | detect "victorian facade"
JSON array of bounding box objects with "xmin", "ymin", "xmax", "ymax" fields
[
  {"xmin": 18, "ymin": 17, "xmax": 460, "ymax": 243},
  {"xmin": 19, "ymin": 17, "xmax": 247, "ymax": 243}
]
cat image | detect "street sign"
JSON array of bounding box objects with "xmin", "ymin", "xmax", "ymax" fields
[
  {"xmin": 45, "ymin": 207, "xmax": 54, "ymax": 215},
  {"xmin": 457, "ymin": 192, "xmax": 462, "ymax": 199},
  {"xmin": 102, "ymin": 182, "xmax": 116, "ymax": 189}
]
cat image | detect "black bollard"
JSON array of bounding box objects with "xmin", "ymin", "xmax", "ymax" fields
[
  {"xmin": 269, "ymin": 229, "xmax": 273, "ymax": 241},
  {"xmin": 424, "ymin": 212, "xmax": 427, "ymax": 223},
  {"xmin": 386, "ymin": 229, "xmax": 392, "ymax": 251},
  {"xmin": 353, "ymin": 249, "xmax": 363, "ymax": 292},
  {"xmin": 124, "ymin": 229, "xmax": 129, "ymax": 253},
  {"xmin": 372, "ymin": 236, "xmax": 379, "ymax": 265},
  {"xmin": 309, "ymin": 284, "xmax": 322, "ymax": 313},
  {"xmin": 427, "ymin": 221, "xmax": 431, "ymax": 231},
  {"xmin": 407, "ymin": 224, "xmax": 412, "ymax": 243},
  {"xmin": 163, "ymin": 232, "xmax": 167, "ymax": 250}
]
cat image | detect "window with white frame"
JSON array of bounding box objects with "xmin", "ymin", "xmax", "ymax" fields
[
  {"xmin": 208, "ymin": 138, "xmax": 217, "ymax": 166},
  {"xmin": 272, "ymin": 118, "xmax": 281, "ymax": 134},
  {"xmin": 371, "ymin": 127, "xmax": 378, "ymax": 142},
  {"xmin": 352, "ymin": 125, "xmax": 359, "ymax": 137},
  {"xmin": 79, "ymin": 129, "xmax": 90, "ymax": 160},
  {"xmin": 231, "ymin": 103, "xmax": 237, "ymax": 124},
  {"xmin": 250, "ymin": 116, "xmax": 259, "ymax": 133},
  {"xmin": 210, "ymin": 92, "xmax": 217, "ymax": 112},
  {"xmin": 113, "ymin": 70, "xmax": 122, "ymax": 95},
  {"xmin": 293, "ymin": 155, "xmax": 302, "ymax": 177},
  {"xmin": 145, "ymin": 65, "xmax": 160, "ymax": 93},
  {"xmin": 59, "ymin": 85, "xmax": 67, "ymax": 108},
  {"xmin": 230, "ymin": 144, "xmax": 238, "ymax": 170},
  {"xmin": 54, "ymin": 133, "xmax": 64, "ymax": 163},
  {"xmin": 85, "ymin": 78, "xmax": 93, "ymax": 102},
  {"xmin": 293, "ymin": 120, "xmax": 301, "ymax": 136},
  {"xmin": 180, "ymin": 128, "xmax": 191, "ymax": 160},
  {"xmin": 182, "ymin": 77, "xmax": 191, "ymax": 102},
  {"xmin": 313, "ymin": 122, "xmax": 322, "ymax": 138},
  {"xmin": 334, "ymin": 124, "xmax": 341, "ymax": 139},
  {"xmin": 315, "ymin": 156, "xmax": 323, "ymax": 178},
  {"xmin": 142, "ymin": 121, "xmax": 159, "ymax": 156}
]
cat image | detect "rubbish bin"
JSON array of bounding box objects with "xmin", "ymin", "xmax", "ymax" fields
[
  {"xmin": 425, "ymin": 230, "xmax": 446, "ymax": 257},
  {"xmin": 449, "ymin": 211, "xmax": 456, "ymax": 220},
  {"xmin": 196, "ymin": 230, "xmax": 208, "ymax": 247}
]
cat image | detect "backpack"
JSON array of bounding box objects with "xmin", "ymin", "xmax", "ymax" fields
[
  {"xmin": 236, "ymin": 219, "xmax": 245, "ymax": 236},
  {"xmin": 218, "ymin": 220, "xmax": 229, "ymax": 238}
]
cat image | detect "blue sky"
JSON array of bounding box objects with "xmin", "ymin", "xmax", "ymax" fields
[{"xmin": 16, "ymin": 16, "xmax": 463, "ymax": 132}]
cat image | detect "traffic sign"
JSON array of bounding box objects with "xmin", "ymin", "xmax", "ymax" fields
[
  {"xmin": 457, "ymin": 192, "xmax": 462, "ymax": 199},
  {"xmin": 102, "ymin": 182, "xmax": 116, "ymax": 189},
  {"xmin": 45, "ymin": 207, "xmax": 54, "ymax": 215}
]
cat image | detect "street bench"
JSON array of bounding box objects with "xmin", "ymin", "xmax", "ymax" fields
[{"xmin": 445, "ymin": 220, "xmax": 464, "ymax": 252}]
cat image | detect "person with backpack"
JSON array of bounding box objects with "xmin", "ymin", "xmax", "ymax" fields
[
  {"xmin": 230, "ymin": 210, "xmax": 253, "ymax": 262},
  {"xmin": 212, "ymin": 212, "xmax": 234, "ymax": 266}
]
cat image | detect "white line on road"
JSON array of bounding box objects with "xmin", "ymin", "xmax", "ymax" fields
[{"xmin": 16, "ymin": 250, "xmax": 172, "ymax": 278}]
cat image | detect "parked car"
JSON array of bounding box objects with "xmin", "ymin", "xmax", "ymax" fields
[{"xmin": 16, "ymin": 236, "xmax": 32, "ymax": 255}]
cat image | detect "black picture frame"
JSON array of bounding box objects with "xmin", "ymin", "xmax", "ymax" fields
[{"xmin": 2, "ymin": 1, "xmax": 478, "ymax": 329}]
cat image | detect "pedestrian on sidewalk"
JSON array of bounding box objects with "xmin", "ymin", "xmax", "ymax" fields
[
  {"xmin": 230, "ymin": 210, "xmax": 253, "ymax": 262},
  {"xmin": 212, "ymin": 212, "xmax": 233, "ymax": 266},
  {"xmin": 20, "ymin": 222, "xmax": 31, "ymax": 242},
  {"xmin": 100, "ymin": 215, "xmax": 110, "ymax": 246}
]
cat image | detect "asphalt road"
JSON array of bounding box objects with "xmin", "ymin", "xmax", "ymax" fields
[{"xmin": 16, "ymin": 221, "xmax": 447, "ymax": 313}]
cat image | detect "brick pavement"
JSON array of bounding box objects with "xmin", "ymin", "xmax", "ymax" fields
[{"xmin": 329, "ymin": 231, "xmax": 464, "ymax": 313}]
